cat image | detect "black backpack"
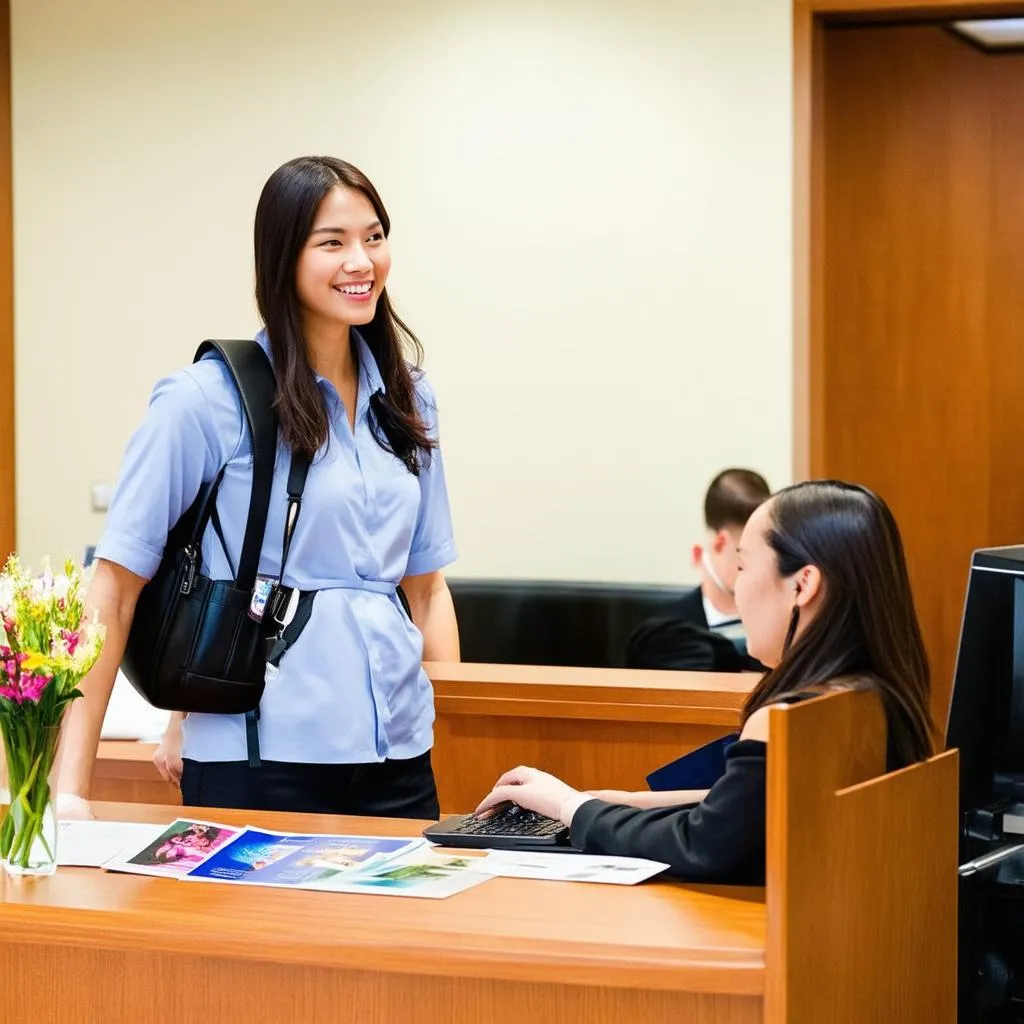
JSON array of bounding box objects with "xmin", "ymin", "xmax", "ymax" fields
[{"xmin": 121, "ymin": 340, "xmax": 283, "ymax": 715}]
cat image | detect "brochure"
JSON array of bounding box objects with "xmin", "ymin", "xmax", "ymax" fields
[
  {"xmin": 107, "ymin": 818, "xmax": 244, "ymax": 878},
  {"xmin": 105, "ymin": 820, "xmax": 494, "ymax": 899},
  {"xmin": 184, "ymin": 827, "xmax": 420, "ymax": 887},
  {"xmin": 308, "ymin": 846, "xmax": 491, "ymax": 899}
]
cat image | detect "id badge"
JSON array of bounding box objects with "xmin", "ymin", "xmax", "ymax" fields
[{"xmin": 248, "ymin": 574, "xmax": 276, "ymax": 622}]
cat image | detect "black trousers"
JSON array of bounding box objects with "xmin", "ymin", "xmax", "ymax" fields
[{"xmin": 180, "ymin": 750, "xmax": 439, "ymax": 820}]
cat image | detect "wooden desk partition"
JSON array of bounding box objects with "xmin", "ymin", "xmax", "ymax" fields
[
  {"xmin": 765, "ymin": 690, "xmax": 958, "ymax": 1021},
  {"xmin": 430, "ymin": 662, "xmax": 753, "ymax": 812},
  {"xmin": 30, "ymin": 688, "xmax": 957, "ymax": 1022},
  {"xmin": 93, "ymin": 664, "xmax": 754, "ymax": 812}
]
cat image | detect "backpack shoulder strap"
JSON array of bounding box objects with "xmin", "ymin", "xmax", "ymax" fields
[{"xmin": 193, "ymin": 339, "xmax": 278, "ymax": 589}]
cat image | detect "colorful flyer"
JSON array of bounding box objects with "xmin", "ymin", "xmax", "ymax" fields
[
  {"xmin": 105, "ymin": 821, "xmax": 496, "ymax": 899},
  {"xmin": 310, "ymin": 847, "xmax": 492, "ymax": 899},
  {"xmin": 108, "ymin": 818, "xmax": 242, "ymax": 878},
  {"xmin": 183, "ymin": 827, "xmax": 420, "ymax": 886}
]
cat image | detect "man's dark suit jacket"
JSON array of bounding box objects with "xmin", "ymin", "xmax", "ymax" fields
[
  {"xmin": 675, "ymin": 585, "xmax": 711, "ymax": 628},
  {"xmin": 625, "ymin": 586, "xmax": 762, "ymax": 673}
]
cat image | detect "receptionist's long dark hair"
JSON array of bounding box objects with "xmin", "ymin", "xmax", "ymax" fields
[{"xmin": 742, "ymin": 481, "xmax": 935, "ymax": 768}]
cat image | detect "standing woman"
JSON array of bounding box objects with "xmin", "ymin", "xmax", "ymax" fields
[{"xmin": 58, "ymin": 156, "xmax": 459, "ymax": 818}]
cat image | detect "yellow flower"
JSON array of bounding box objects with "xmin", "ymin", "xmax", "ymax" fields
[{"xmin": 20, "ymin": 653, "xmax": 46, "ymax": 671}]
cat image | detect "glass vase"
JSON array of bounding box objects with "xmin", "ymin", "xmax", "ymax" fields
[{"xmin": 0, "ymin": 720, "xmax": 62, "ymax": 877}]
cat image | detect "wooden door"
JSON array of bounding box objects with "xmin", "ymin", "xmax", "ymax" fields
[{"xmin": 811, "ymin": 21, "xmax": 1024, "ymax": 719}]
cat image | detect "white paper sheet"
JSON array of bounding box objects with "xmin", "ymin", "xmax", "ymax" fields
[
  {"xmin": 475, "ymin": 850, "xmax": 670, "ymax": 885},
  {"xmin": 57, "ymin": 820, "xmax": 167, "ymax": 867}
]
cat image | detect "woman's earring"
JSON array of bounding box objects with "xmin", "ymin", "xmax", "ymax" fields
[{"xmin": 782, "ymin": 605, "xmax": 801, "ymax": 654}]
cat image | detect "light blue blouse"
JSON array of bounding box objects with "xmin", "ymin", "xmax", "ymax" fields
[{"xmin": 95, "ymin": 329, "xmax": 457, "ymax": 764}]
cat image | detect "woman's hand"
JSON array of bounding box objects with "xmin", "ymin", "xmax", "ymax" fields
[
  {"xmin": 474, "ymin": 766, "xmax": 585, "ymax": 824},
  {"xmin": 56, "ymin": 793, "xmax": 95, "ymax": 820},
  {"xmin": 153, "ymin": 712, "xmax": 184, "ymax": 785}
]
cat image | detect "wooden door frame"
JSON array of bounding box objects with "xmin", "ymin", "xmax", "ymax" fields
[{"xmin": 792, "ymin": 0, "xmax": 1024, "ymax": 479}]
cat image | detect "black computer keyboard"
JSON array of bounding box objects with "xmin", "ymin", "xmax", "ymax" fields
[{"xmin": 422, "ymin": 803, "xmax": 577, "ymax": 851}]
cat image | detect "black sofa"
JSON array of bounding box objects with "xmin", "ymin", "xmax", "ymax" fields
[{"xmin": 446, "ymin": 577, "xmax": 688, "ymax": 668}]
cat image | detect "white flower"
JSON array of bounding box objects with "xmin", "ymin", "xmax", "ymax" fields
[{"xmin": 51, "ymin": 575, "xmax": 71, "ymax": 602}]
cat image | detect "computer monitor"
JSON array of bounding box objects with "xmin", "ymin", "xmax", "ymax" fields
[{"xmin": 947, "ymin": 546, "xmax": 1024, "ymax": 827}]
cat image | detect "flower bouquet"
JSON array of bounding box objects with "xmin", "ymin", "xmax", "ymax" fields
[{"xmin": 0, "ymin": 556, "xmax": 104, "ymax": 875}]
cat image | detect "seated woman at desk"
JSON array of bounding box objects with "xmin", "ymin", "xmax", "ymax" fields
[{"xmin": 474, "ymin": 480, "xmax": 936, "ymax": 883}]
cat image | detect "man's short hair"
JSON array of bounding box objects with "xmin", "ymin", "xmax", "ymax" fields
[{"xmin": 704, "ymin": 469, "xmax": 771, "ymax": 532}]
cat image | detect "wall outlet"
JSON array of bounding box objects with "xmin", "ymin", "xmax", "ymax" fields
[{"xmin": 90, "ymin": 482, "xmax": 113, "ymax": 512}]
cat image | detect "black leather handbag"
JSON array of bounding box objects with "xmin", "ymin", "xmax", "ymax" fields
[{"xmin": 120, "ymin": 340, "xmax": 281, "ymax": 715}]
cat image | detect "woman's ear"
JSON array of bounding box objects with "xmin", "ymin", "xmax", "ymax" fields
[{"xmin": 793, "ymin": 565, "xmax": 823, "ymax": 608}]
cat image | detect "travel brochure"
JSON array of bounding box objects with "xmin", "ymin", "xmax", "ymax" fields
[
  {"xmin": 113, "ymin": 818, "xmax": 244, "ymax": 878},
  {"xmin": 89, "ymin": 817, "xmax": 489, "ymax": 898},
  {"xmin": 58, "ymin": 817, "xmax": 670, "ymax": 898},
  {"xmin": 183, "ymin": 826, "xmax": 487, "ymax": 899}
]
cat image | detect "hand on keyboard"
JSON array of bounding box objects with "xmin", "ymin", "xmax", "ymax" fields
[
  {"xmin": 422, "ymin": 802, "xmax": 573, "ymax": 850},
  {"xmin": 458, "ymin": 803, "xmax": 565, "ymax": 837},
  {"xmin": 474, "ymin": 765, "xmax": 583, "ymax": 822}
]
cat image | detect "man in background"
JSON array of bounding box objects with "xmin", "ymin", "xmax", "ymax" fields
[
  {"xmin": 626, "ymin": 468, "xmax": 771, "ymax": 671},
  {"xmin": 682, "ymin": 467, "xmax": 771, "ymax": 648}
]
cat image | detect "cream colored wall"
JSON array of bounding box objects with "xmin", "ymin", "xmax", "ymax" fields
[{"xmin": 11, "ymin": 0, "xmax": 792, "ymax": 583}]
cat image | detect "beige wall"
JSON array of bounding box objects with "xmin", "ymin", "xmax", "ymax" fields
[{"xmin": 10, "ymin": 0, "xmax": 792, "ymax": 583}]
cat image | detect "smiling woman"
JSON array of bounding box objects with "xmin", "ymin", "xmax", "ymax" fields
[
  {"xmin": 255, "ymin": 157, "xmax": 436, "ymax": 468},
  {"xmin": 58, "ymin": 156, "xmax": 461, "ymax": 822}
]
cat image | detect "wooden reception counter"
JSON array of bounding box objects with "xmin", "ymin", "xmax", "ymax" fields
[
  {"xmin": 94, "ymin": 663, "xmax": 754, "ymax": 812},
  {"xmin": 31, "ymin": 690, "xmax": 957, "ymax": 1022},
  {"xmin": 0, "ymin": 802, "xmax": 769, "ymax": 1023}
]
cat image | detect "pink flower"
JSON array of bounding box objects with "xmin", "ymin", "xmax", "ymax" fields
[
  {"xmin": 60, "ymin": 629, "xmax": 80, "ymax": 656},
  {"xmin": 0, "ymin": 673, "xmax": 52, "ymax": 705},
  {"xmin": 20, "ymin": 674, "xmax": 50, "ymax": 703}
]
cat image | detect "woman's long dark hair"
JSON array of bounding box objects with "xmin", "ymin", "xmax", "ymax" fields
[
  {"xmin": 253, "ymin": 156, "xmax": 435, "ymax": 471},
  {"xmin": 742, "ymin": 481, "xmax": 935, "ymax": 767}
]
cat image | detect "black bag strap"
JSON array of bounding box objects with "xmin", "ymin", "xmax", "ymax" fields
[
  {"xmin": 182, "ymin": 466, "xmax": 226, "ymax": 548},
  {"xmin": 279, "ymin": 452, "xmax": 311, "ymax": 584},
  {"xmin": 247, "ymin": 451, "xmax": 312, "ymax": 770},
  {"xmin": 193, "ymin": 340, "xmax": 278, "ymax": 589}
]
